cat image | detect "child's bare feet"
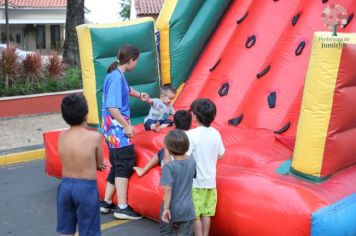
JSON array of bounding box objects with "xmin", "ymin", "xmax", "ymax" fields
[
  {"xmin": 133, "ymin": 167, "xmax": 145, "ymax": 177},
  {"xmin": 159, "ymin": 124, "xmax": 170, "ymax": 130},
  {"xmin": 150, "ymin": 122, "xmax": 161, "ymax": 132}
]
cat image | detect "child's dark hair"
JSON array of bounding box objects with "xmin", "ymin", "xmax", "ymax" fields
[
  {"xmin": 190, "ymin": 98, "xmax": 216, "ymax": 127},
  {"xmin": 173, "ymin": 110, "xmax": 191, "ymax": 131},
  {"xmin": 61, "ymin": 94, "xmax": 88, "ymax": 126},
  {"xmin": 107, "ymin": 44, "xmax": 139, "ymax": 73},
  {"xmin": 164, "ymin": 129, "xmax": 189, "ymax": 156},
  {"xmin": 160, "ymin": 84, "xmax": 176, "ymax": 96}
]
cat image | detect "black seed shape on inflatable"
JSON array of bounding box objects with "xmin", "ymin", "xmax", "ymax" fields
[
  {"xmin": 246, "ymin": 35, "xmax": 256, "ymax": 49},
  {"xmin": 257, "ymin": 65, "xmax": 271, "ymax": 79},
  {"xmin": 343, "ymin": 14, "xmax": 354, "ymax": 29},
  {"xmin": 237, "ymin": 12, "xmax": 249, "ymax": 24},
  {"xmin": 218, "ymin": 82, "xmax": 230, "ymax": 97},
  {"xmin": 292, "ymin": 12, "xmax": 301, "ymax": 26},
  {"xmin": 268, "ymin": 91, "xmax": 277, "ymax": 108},
  {"xmin": 274, "ymin": 122, "xmax": 291, "ymax": 134},
  {"xmin": 209, "ymin": 58, "xmax": 221, "ymax": 72},
  {"xmin": 295, "ymin": 41, "xmax": 306, "ymax": 56},
  {"xmin": 228, "ymin": 115, "xmax": 243, "ymax": 126}
]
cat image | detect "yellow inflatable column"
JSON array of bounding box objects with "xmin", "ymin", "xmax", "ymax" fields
[
  {"xmin": 76, "ymin": 25, "xmax": 98, "ymax": 125},
  {"xmin": 291, "ymin": 32, "xmax": 356, "ymax": 181},
  {"xmin": 156, "ymin": 0, "xmax": 178, "ymax": 85}
]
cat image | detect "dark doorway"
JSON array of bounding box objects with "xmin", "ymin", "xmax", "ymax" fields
[
  {"xmin": 50, "ymin": 25, "xmax": 60, "ymax": 50},
  {"xmin": 36, "ymin": 25, "xmax": 46, "ymax": 49}
]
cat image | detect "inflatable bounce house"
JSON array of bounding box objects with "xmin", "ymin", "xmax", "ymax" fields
[{"xmin": 44, "ymin": 0, "xmax": 356, "ymax": 235}]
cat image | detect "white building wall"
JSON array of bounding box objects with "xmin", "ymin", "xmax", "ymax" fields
[
  {"xmin": 130, "ymin": 0, "xmax": 137, "ymax": 20},
  {"xmin": 0, "ymin": 8, "xmax": 66, "ymax": 53}
]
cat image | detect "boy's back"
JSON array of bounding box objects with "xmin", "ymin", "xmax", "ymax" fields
[
  {"xmin": 160, "ymin": 158, "xmax": 196, "ymax": 221},
  {"xmin": 56, "ymin": 94, "xmax": 104, "ymax": 236},
  {"xmin": 186, "ymin": 126, "xmax": 224, "ymax": 188},
  {"xmin": 59, "ymin": 127, "xmax": 102, "ymax": 180},
  {"xmin": 187, "ymin": 98, "xmax": 225, "ymax": 236}
]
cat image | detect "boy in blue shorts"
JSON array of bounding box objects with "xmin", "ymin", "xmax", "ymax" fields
[
  {"xmin": 160, "ymin": 129, "xmax": 197, "ymax": 235},
  {"xmin": 134, "ymin": 110, "xmax": 192, "ymax": 177},
  {"xmin": 57, "ymin": 94, "xmax": 106, "ymax": 236},
  {"xmin": 186, "ymin": 98, "xmax": 225, "ymax": 236},
  {"xmin": 143, "ymin": 84, "xmax": 176, "ymax": 132}
]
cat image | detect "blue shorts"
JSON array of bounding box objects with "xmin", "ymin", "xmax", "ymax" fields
[
  {"xmin": 57, "ymin": 178, "xmax": 100, "ymax": 236},
  {"xmin": 144, "ymin": 119, "xmax": 173, "ymax": 130}
]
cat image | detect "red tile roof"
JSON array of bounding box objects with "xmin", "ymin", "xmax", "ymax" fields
[
  {"xmin": 135, "ymin": 0, "xmax": 164, "ymax": 16},
  {"xmin": 0, "ymin": 0, "xmax": 66, "ymax": 8}
]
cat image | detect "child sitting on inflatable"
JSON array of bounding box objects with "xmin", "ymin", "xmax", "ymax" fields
[
  {"xmin": 134, "ymin": 110, "xmax": 191, "ymax": 177},
  {"xmin": 143, "ymin": 84, "xmax": 177, "ymax": 132}
]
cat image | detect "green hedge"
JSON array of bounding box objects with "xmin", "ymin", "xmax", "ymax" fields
[{"xmin": 0, "ymin": 67, "xmax": 82, "ymax": 97}]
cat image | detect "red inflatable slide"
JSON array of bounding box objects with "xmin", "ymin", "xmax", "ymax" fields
[{"xmin": 45, "ymin": 0, "xmax": 356, "ymax": 235}]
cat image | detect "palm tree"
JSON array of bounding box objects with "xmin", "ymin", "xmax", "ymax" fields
[{"xmin": 63, "ymin": 0, "xmax": 84, "ymax": 67}]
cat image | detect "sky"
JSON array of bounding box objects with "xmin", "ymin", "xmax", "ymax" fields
[{"xmin": 85, "ymin": 0, "xmax": 123, "ymax": 23}]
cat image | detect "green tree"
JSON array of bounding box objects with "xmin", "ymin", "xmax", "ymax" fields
[
  {"xmin": 120, "ymin": 0, "xmax": 131, "ymax": 20},
  {"xmin": 63, "ymin": 0, "xmax": 84, "ymax": 67}
]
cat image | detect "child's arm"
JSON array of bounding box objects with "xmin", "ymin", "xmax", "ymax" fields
[
  {"xmin": 162, "ymin": 186, "xmax": 172, "ymax": 223},
  {"xmin": 147, "ymin": 98, "xmax": 154, "ymax": 105},
  {"xmin": 133, "ymin": 154, "xmax": 159, "ymax": 177},
  {"xmin": 130, "ymin": 87, "xmax": 152, "ymax": 104},
  {"xmin": 160, "ymin": 164, "xmax": 173, "ymax": 223},
  {"xmin": 218, "ymin": 134, "xmax": 225, "ymax": 159},
  {"xmin": 95, "ymin": 134, "xmax": 106, "ymax": 171},
  {"xmin": 129, "ymin": 87, "xmax": 148, "ymax": 101},
  {"xmin": 169, "ymin": 105, "xmax": 175, "ymax": 115}
]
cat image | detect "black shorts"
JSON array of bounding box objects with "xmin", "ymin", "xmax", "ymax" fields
[{"xmin": 107, "ymin": 145, "xmax": 136, "ymax": 184}]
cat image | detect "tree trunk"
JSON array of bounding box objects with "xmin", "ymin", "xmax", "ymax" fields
[
  {"xmin": 5, "ymin": 74, "xmax": 9, "ymax": 91},
  {"xmin": 63, "ymin": 0, "xmax": 85, "ymax": 67},
  {"xmin": 5, "ymin": 0, "xmax": 10, "ymax": 46},
  {"xmin": 332, "ymin": 24, "xmax": 338, "ymax": 37}
]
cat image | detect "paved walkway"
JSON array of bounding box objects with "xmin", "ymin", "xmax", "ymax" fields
[
  {"xmin": 0, "ymin": 113, "xmax": 68, "ymax": 155},
  {"xmin": 0, "ymin": 160, "xmax": 159, "ymax": 235},
  {"xmin": 0, "ymin": 114, "xmax": 160, "ymax": 235}
]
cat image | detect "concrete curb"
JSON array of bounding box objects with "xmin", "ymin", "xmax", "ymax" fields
[{"xmin": 0, "ymin": 148, "xmax": 45, "ymax": 166}]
